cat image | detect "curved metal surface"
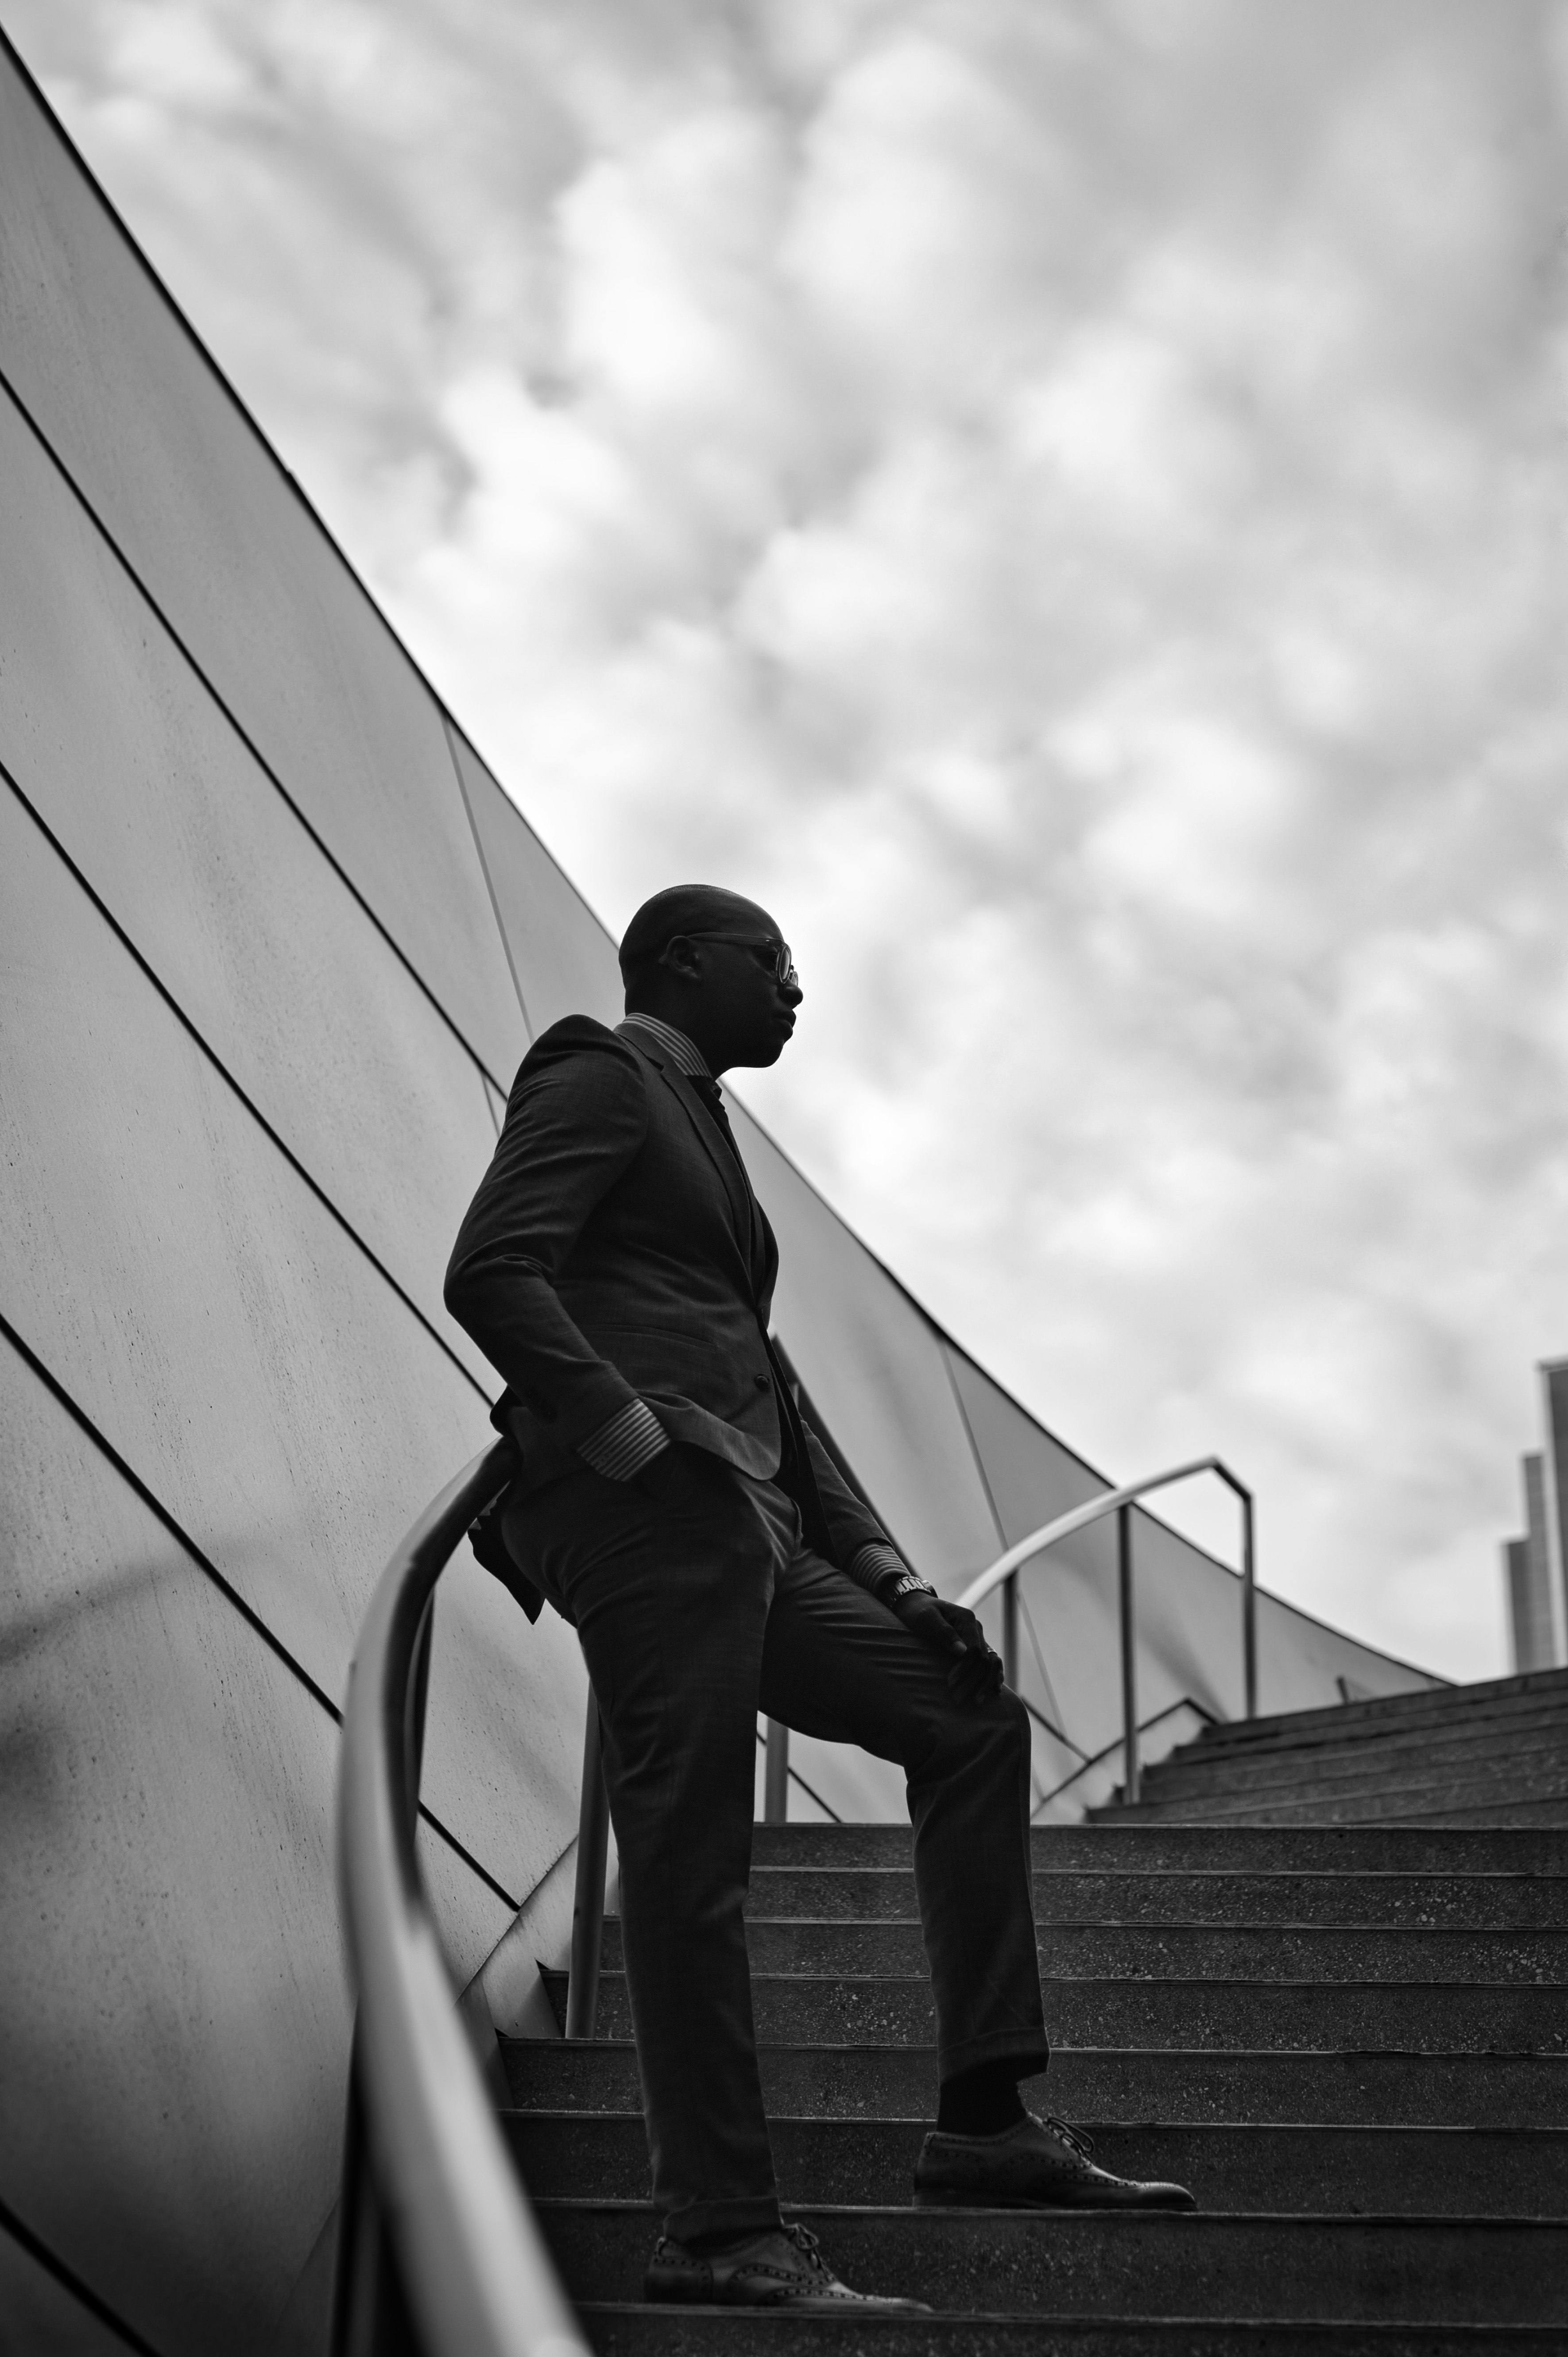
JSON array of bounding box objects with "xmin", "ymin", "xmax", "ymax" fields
[
  {"xmin": 956, "ymin": 1454, "xmax": 1248, "ymax": 1613},
  {"xmin": 0, "ymin": 380, "xmax": 499, "ymax": 1386},
  {"xmin": 958, "ymin": 1454, "xmax": 1256, "ymax": 1789},
  {"xmin": 0, "ymin": 47, "xmax": 526, "ymax": 1085},
  {"xmin": 337, "ymin": 1436, "xmax": 592, "ymax": 2357}
]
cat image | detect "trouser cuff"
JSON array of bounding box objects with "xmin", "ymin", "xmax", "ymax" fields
[
  {"xmin": 937, "ymin": 2026, "xmax": 1052, "ymax": 2085},
  {"xmin": 664, "ymin": 2193, "xmax": 784, "ymax": 2245}
]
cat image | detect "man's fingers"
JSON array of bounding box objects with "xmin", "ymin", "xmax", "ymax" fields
[
  {"xmin": 946, "ymin": 1640, "xmax": 1005, "ymax": 1700},
  {"xmin": 946, "ymin": 1645, "xmax": 1003, "ymax": 1698}
]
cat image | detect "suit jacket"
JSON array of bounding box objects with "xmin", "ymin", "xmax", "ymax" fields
[{"xmin": 445, "ymin": 1016, "xmax": 892, "ymax": 1579}]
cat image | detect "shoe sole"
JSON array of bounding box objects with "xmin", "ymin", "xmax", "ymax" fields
[
  {"xmin": 913, "ymin": 2185, "xmax": 1197, "ymax": 2212},
  {"xmin": 644, "ymin": 2291, "xmax": 931, "ymax": 2312}
]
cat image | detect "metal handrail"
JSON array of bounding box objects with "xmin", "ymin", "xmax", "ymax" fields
[
  {"xmin": 955, "ymin": 1456, "xmax": 1255, "ymax": 1807},
  {"xmin": 335, "ymin": 1435, "xmax": 592, "ymax": 2357}
]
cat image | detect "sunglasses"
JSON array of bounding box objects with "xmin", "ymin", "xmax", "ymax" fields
[{"xmin": 684, "ymin": 932, "xmax": 799, "ymax": 989}]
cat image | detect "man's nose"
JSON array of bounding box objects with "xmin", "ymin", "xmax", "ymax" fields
[{"xmin": 782, "ymin": 976, "xmax": 803, "ymax": 1007}]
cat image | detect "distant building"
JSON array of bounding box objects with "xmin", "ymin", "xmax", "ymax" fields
[{"xmin": 1502, "ymin": 1365, "xmax": 1568, "ymax": 1671}]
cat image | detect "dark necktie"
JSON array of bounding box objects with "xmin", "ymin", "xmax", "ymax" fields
[
  {"xmin": 691, "ymin": 1072, "xmax": 764, "ymax": 1286},
  {"xmin": 691, "ymin": 1073, "xmax": 747, "ymax": 1173}
]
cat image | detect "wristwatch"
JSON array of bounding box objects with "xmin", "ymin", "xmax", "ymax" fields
[{"xmin": 887, "ymin": 1570, "xmax": 937, "ymax": 1601}]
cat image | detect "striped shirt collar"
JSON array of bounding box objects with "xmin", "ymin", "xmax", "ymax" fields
[{"xmin": 616, "ymin": 1013, "xmax": 713, "ymax": 1083}]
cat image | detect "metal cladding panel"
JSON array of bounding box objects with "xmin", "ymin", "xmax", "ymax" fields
[
  {"xmin": 946, "ymin": 1346, "xmax": 1435, "ymax": 1760},
  {"xmin": 0, "ymin": 1336, "xmax": 348, "ymax": 2357},
  {"xmin": 418, "ymin": 1544, "xmax": 589, "ymax": 1923},
  {"xmin": 0, "ymin": 387, "xmax": 496, "ymax": 1388},
  {"xmin": 726, "ymin": 1106, "xmax": 1003, "ymax": 1585},
  {"xmin": 1243, "ymin": 1567, "xmax": 1444, "ymax": 1714},
  {"xmin": 944, "ymin": 1345, "xmax": 1109, "ymax": 1550},
  {"xmin": 0, "ymin": 47, "xmax": 523, "ymax": 1084},
  {"xmin": 943, "ymin": 1343, "xmax": 1233, "ymax": 1738},
  {"xmin": 450, "ymin": 728, "xmax": 624, "ymax": 1047},
  {"xmin": 0, "ymin": 2227, "xmax": 136, "ymax": 2357},
  {"xmin": 0, "ymin": 789, "xmax": 587, "ymax": 1903},
  {"xmin": 418, "ymin": 1818, "xmax": 516, "ymax": 1991},
  {"xmin": 784, "ymin": 1728, "xmax": 909, "ymax": 1826}
]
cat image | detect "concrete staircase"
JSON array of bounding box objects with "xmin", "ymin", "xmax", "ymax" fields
[
  {"xmin": 500, "ymin": 1688, "xmax": 1568, "ymax": 2349},
  {"xmin": 1101, "ymin": 1666, "xmax": 1568, "ymax": 1827}
]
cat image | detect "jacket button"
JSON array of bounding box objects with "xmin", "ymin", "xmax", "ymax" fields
[{"xmin": 754, "ymin": 1374, "xmax": 771, "ymax": 1390}]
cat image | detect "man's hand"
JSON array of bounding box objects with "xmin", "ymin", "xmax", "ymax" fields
[{"xmin": 887, "ymin": 1587, "xmax": 1005, "ymax": 1705}]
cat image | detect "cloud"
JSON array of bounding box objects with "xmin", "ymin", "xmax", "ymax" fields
[{"xmin": 15, "ymin": 0, "xmax": 1568, "ymax": 1675}]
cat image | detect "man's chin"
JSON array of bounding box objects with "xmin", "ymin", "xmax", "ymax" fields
[{"xmin": 731, "ymin": 1035, "xmax": 790, "ymax": 1070}]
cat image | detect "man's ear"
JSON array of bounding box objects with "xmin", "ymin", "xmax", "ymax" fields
[{"xmin": 657, "ymin": 934, "xmax": 704, "ymax": 985}]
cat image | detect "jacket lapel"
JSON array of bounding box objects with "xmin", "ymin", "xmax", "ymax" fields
[{"xmin": 625, "ymin": 1038, "xmax": 760, "ymax": 1285}]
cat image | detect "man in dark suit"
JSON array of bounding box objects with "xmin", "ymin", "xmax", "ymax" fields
[{"xmin": 445, "ymin": 884, "xmax": 1192, "ymax": 2313}]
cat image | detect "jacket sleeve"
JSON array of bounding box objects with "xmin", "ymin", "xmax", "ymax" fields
[{"xmin": 444, "ymin": 1021, "xmax": 650, "ymax": 1448}]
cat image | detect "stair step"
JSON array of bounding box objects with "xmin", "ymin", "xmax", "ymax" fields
[
  {"xmin": 503, "ymin": 2113, "xmax": 1568, "ymax": 2217},
  {"xmin": 1187, "ymin": 1667, "xmax": 1568, "ymax": 1749},
  {"xmin": 502, "ymin": 2039, "xmax": 1568, "ymax": 2128},
  {"xmin": 748, "ymin": 1868, "xmax": 1568, "ymax": 1928},
  {"xmin": 746, "ymin": 1826, "xmax": 1568, "ymax": 1873},
  {"xmin": 579, "ymin": 2310, "xmax": 1568, "ymax": 2356},
  {"xmin": 601, "ymin": 1918, "xmax": 1568, "ymax": 1983},
  {"xmin": 1142, "ymin": 1746, "xmax": 1568, "ymax": 1805},
  {"xmin": 540, "ymin": 1969, "xmax": 1568, "ymax": 2051},
  {"xmin": 1109, "ymin": 1778, "xmax": 1568, "ymax": 1828},
  {"xmin": 1147, "ymin": 1725, "xmax": 1568, "ymax": 1800},
  {"xmin": 516, "ymin": 1704, "xmax": 1568, "ymax": 2339},
  {"xmin": 537, "ymin": 2202, "xmax": 1568, "ymax": 2324},
  {"xmin": 1192, "ymin": 1695, "xmax": 1568, "ymax": 1764}
]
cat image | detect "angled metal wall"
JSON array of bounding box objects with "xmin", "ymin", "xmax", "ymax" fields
[
  {"xmin": 0, "ymin": 36, "xmax": 579, "ymax": 2353},
  {"xmin": 0, "ymin": 44, "xmax": 522, "ymax": 1087}
]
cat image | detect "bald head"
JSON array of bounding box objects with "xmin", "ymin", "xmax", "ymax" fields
[
  {"xmin": 619, "ymin": 882, "xmax": 801, "ymax": 1074},
  {"xmin": 619, "ymin": 884, "xmax": 776, "ymax": 981}
]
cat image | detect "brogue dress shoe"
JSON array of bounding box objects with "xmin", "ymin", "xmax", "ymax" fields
[
  {"xmin": 915, "ymin": 2111, "xmax": 1196, "ymax": 2210},
  {"xmin": 645, "ymin": 2221, "xmax": 930, "ymax": 2310}
]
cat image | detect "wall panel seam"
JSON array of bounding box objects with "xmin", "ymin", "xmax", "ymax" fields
[
  {"xmin": 0, "ymin": 2191, "xmax": 162, "ymax": 2356},
  {"xmin": 0, "ymin": 764, "xmax": 492, "ymax": 1407},
  {"xmin": 0, "ymin": 1309, "xmax": 521, "ymax": 1912},
  {"xmin": 938, "ymin": 1341, "xmax": 1009, "ymax": 1556},
  {"xmin": 442, "ymin": 712, "xmax": 536, "ymax": 1044},
  {"xmin": 0, "ymin": 362, "xmax": 508, "ymax": 1093},
  {"xmin": 0, "ymin": 23, "xmax": 541, "ymax": 987}
]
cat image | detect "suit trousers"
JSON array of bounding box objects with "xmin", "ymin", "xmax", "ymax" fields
[{"xmin": 508, "ymin": 1444, "xmax": 1049, "ymax": 2241}]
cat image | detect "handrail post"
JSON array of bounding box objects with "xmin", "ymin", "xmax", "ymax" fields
[
  {"xmin": 1000, "ymin": 1570, "xmax": 1019, "ymax": 1692},
  {"xmin": 565, "ymin": 1693, "xmax": 609, "ymax": 2040},
  {"xmin": 1117, "ymin": 1504, "xmax": 1139, "ymax": 1807},
  {"xmin": 763, "ymin": 1718, "xmax": 789, "ymax": 1823},
  {"xmin": 1242, "ymin": 1489, "xmax": 1258, "ymax": 1721}
]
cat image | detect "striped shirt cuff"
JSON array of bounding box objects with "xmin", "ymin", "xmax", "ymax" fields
[
  {"xmin": 846, "ymin": 1541, "xmax": 919, "ymax": 1597},
  {"xmin": 577, "ymin": 1397, "xmax": 671, "ymax": 1481}
]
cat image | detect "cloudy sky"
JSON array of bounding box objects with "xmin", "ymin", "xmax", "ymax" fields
[{"xmin": 12, "ymin": 0, "xmax": 1568, "ymax": 1679}]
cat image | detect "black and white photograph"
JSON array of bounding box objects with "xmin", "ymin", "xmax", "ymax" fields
[{"xmin": 1, "ymin": 4, "xmax": 1565, "ymax": 2349}]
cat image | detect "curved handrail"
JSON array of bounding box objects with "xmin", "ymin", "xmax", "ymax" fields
[
  {"xmin": 956, "ymin": 1455, "xmax": 1255, "ymax": 1806},
  {"xmin": 956, "ymin": 1455, "xmax": 1250, "ymax": 1613},
  {"xmin": 337, "ymin": 1435, "xmax": 592, "ymax": 2357}
]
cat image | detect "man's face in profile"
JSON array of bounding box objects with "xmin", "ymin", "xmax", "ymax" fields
[{"xmin": 654, "ymin": 896, "xmax": 803, "ymax": 1071}]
